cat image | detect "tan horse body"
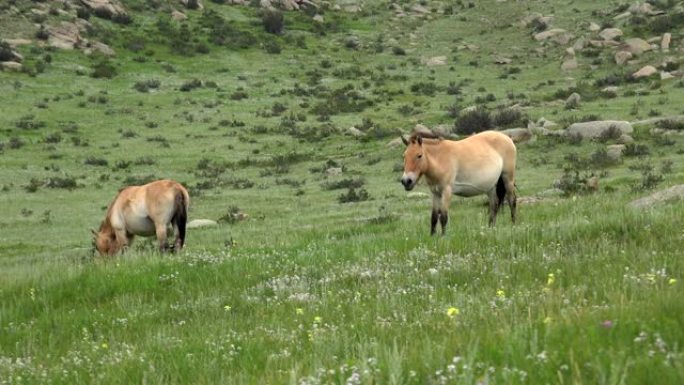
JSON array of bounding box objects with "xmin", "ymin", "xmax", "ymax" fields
[
  {"xmin": 401, "ymin": 130, "xmax": 517, "ymax": 235},
  {"xmin": 94, "ymin": 179, "xmax": 190, "ymax": 256}
]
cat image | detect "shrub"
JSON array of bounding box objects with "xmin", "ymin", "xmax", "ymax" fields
[
  {"xmin": 262, "ymin": 9, "xmax": 284, "ymax": 34},
  {"xmin": 44, "ymin": 176, "xmax": 78, "ymax": 190},
  {"xmin": 492, "ymin": 107, "xmax": 526, "ymax": 128},
  {"xmin": 0, "ymin": 41, "xmax": 14, "ymax": 62},
  {"xmin": 133, "ymin": 79, "xmax": 161, "ymax": 93},
  {"xmin": 322, "ymin": 178, "xmax": 365, "ymax": 190},
  {"xmin": 338, "ymin": 187, "xmax": 370, "ymax": 203},
  {"xmin": 597, "ymin": 124, "xmax": 622, "ymax": 142},
  {"xmin": 84, "ymin": 156, "xmax": 109, "ymax": 166},
  {"xmin": 180, "ymin": 79, "xmax": 202, "ymax": 92},
  {"xmin": 264, "ymin": 40, "xmax": 281, "ymax": 54},
  {"xmin": 410, "ymin": 82, "xmax": 439, "ymax": 96},
  {"xmin": 623, "ymin": 143, "xmax": 650, "ymax": 157},
  {"xmin": 454, "ymin": 107, "xmax": 492, "ymax": 135},
  {"xmin": 656, "ymin": 119, "xmax": 684, "ymax": 131},
  {"xmin": 91, "ymin": 59, "xmax": 117, "ymax": 79}
]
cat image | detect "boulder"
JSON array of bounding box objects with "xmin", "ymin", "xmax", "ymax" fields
[
  {"xmin": 621, "ymin": 38, "xmax": 651, "ymax": 55},
  {"xmin": 628, "ymin": 184, "xmax": 684, "ymax": 209},
  {"xmin": 493, "ymin": 56, "xmax": 512, "ymax": 64},
  {"xmin": 599, "ymin": 28, "xmax": 623, "ymax": 41},
  {"xmin": 565, "ymin": 92, "xmax": 581, "ymax": 108},
  {"xmin": 83, "ymin": 41, "xmax": 115, "ymax": 56},
  {"xmin": 661, "ymin": 33, "xmax": 671, "ymax": 51},
  {"xmin": 80, "ymin": 0, "xmax": 127, "ymax": 17},
  {"xmin": 534, "ymin": 29, "xmax": 573, "ymax": 45},
  {"xmin": 632, "ymin": 65, "xmax": 657, "ymax": 79},
  {"xmin": 566, "ymin": 120, "xmax": 633, "ymax": 139},
  {"xmin": 606, "ymin": 144, "xmax": 625, "ymax": 162},
  {"xmin": 181, "ymin": 0, "xmax": 203, "ymax": 10},
  {"xmin": 186, "ymin": 219, "xmax": 218, "ymax": 229},
  {"xmin": 501, "ymin": 128, "xmax": 533, "ymax": 143},
  {"xmin": 47, "ymin": 22, "xmax": 82, "ymax": 50},
  {"xmin": 0, "ymin": 61, "xmax": 22, "ymax": 71},
  {"xmin": 628, "ymin": 2, "xmax": 657, "ymax": 15},
  {"xmin": 614, "ymin": 50, "xmax": 633, "ymax": 65},
  {"xmin": 588, "ymin": 22, "xmax": 601, "ymax": 32},
  {"xmin": 616, "ymin": 134, "xmax": 634, "ymax": 144},
  {"xmin": 325, "ymin": 167, "xmax": 343, "ymax": 176},
  {"xmin": 660, "ymin": 71, "xmax": 674, "ymax": 80}
]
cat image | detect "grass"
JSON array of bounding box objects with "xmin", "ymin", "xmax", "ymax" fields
[{"xmin": 1, "ymin": 0, "xmax": 683, "ymax": 384}]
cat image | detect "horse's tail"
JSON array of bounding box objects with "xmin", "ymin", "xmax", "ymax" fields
[
  {"xmin": 173, "ymin": 188, "xmax": 189, "ymax": 249},
  {"xmin": 496, "ymin": 175, "xmax": 506, "ymax": 210}
]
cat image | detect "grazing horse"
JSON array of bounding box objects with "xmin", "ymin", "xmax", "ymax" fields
[
  {"xmin": 93, "ymin": 179, "xmax": 190, "ymax": 256},
  {"xmin": 401, "ymin": 130, "xmax": 517, "ymax": 235}
]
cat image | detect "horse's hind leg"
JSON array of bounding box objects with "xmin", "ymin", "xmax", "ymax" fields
[
  {"xmin": 502, "ymin": 176, "xmax": 517, "ymax": 224},
  {"xmin": 155, "ymin": 223, "xmax": 170, "ymax": 253}
]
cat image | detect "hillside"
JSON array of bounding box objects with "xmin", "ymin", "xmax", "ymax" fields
[{"xmin": 1, "ymin": 0, "xmax": 684, "ymax": 384}]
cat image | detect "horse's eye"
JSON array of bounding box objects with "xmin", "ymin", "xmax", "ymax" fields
[{"xmin": 417, "ymin": 154, "xmax": 423, "ymax": 159}]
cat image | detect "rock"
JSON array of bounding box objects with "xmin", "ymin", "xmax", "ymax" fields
[
  {"xmin": 573, "ymin": 37, "xmax": 587, "ymax": 51},
  {"xmin": 84, "ymin": 41, "xmax": 115, "ymax": 56},
  {"xmin": 411, "ymin": 4, "xmax": 429, "ymax": 14},
  {"xmin": 628, "ymin": 2, "xmax": 656, "ymax": 15},
  {"xmin": 566, "ymin": 120, "xmax": 633, "ymax": 139},
  {"xmin": 47, "ymin": 22, "xmax": 82, "ymax": 50},
  {"xmin": 614, "ymin": 11, "xmax": 631, "ymax": 20},
  {"xmin": 606, "ymin": 144, "xmax": 625, "ymax": 162},
  {"xmin": 616, "ymin": 134, "xmax": 634, "ymax": 144},
  {"xmin": 601, "ymin": 86, "xmax": 619, "ymax": 97},
  {"xmin": 187, "ymin": 219, "xmax": 218, "ymax": 229},
  {"xmin": 565, "ymin": 47, "xmax": 575, "ymax": 57},
  {"xmin": 660, "ymin": 71, "xmax": 674, "ymax": 80},
  {"xmin": 0, "ymin": 61, "xmax": 22, "ymax": 71},
  {"xmin": 628, "ymin": 184, "xmax": 684, "ymax": 209},
  {"xmin": 588, "ymin": 22, "xmax": 601, "ymax": 32},
  {"xmin": 561, "ymin": 57, "xmax": 578, "ymax": 71},
  {"xmin": 614, "ymin": 50, "xmax": 633, "ymax": 65},
  {"xmin": 171, "ymin": 10, "xmax": 187, "ymax": 21},
  {"xmin": 424, "ymin": 56, "xmax": 447, "ymax": 66},
  {"xmin": 348, "ymin": 126, "xmax": 365, "ymax": 137},
  {"xmin": 565, "ymin": 92, "xmax": 581, "ymax": 108},
  {"xmin": 5, "ymin": 38, "xmax": 32, "ymax": 47},
  {"xmin": 599, "ymin": 28, "xmax": 623, "ymax": 41},
  {"xmin": 313, "ymin": 14, "xmax": 324, "ymax": 23},
  {"xmin": 534, "ymin": 29, "xmax": 573, "ymax": 45},
  {"xmin": 621, "ymin": 38, "xmax": 651, "ymax": 55},
  {"xmin": 501, "ymin": 128, "xmax": 533, "ymax": 143},
  {"xmin": 81, "ymin": 0, "xmax": 127, "ymax": 17},
  {"xmin": 325, "ymin": 167, "xmax": 343, "ymax": 176},
  {"xmin": 387, "ymin": 137, "xmax": 404, "ymax": 147},
  {"xmin": 589, "ymin": 40, "xmax": 620, "ymax": 48},
  {"xmin": 585, "ymin": 176, "xmax": 599, "ymax": 192},
  {"xmin": 632, "ymin": 65, "xmax": 657, "ymax": 79},
  {"xmin": 493, "ymin": 56, "xmax": 512, "ymax": 64},
  {"xmin": 661, "ymin": 33, "xmax": 671, "ymax": 51}
]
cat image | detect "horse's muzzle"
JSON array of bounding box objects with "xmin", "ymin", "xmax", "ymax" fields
[{"xmin": 401, "ymin": 177, "xmax": 415, "ymax": 191}]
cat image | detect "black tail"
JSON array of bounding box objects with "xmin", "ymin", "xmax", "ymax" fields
[
  {"xmin": 173, "ymin": 191, "xmax": 188, "ymax": 249},
  {"xmin": 496, "ymin": 175, "xmax": 506, "ymax": 210}
]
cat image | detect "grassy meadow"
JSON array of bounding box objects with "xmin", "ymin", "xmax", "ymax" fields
[{"xmin": 1, "ymin": 0, "xmax": 684, "ymax": 383}]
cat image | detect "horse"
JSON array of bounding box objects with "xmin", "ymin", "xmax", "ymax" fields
[
  {"xmin": 93, "ymin": 179, "xmax": 190, "ymax": 256},
  {"xmin": 400, "ymin": 130, "xmax": 517, "ymax": 235}
]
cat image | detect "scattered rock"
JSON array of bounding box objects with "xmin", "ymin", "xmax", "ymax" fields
[
  {"xmin": 661, "ymin": 71, "xmax": 674, "ymax": 80},
  {"xmin": 424, "ymin": 56, "xmax": 447, "ymax": 66},
  {"xmin": 599, "ymin": 28, "xmax": 623, "ymax": 41},
  {"xmin": 325, "ymin": 167, "xmax": 343, "ymax": 176},
  {"xmin": 585, "ymin": 176, "xmax": 599, "ymax": 192},
  {"xmin": 171, "ymin": 10, "xmax": 187, "ymax": 21},
  {"xmin": 5, "ymin": 38, "xmax": 32, "ymax": 47},
  {"xmin": 47, "ymin": 22, "xmax": 82, "ymax": 50},
  {"xmin": 83, "ymin": 41, "xmax": 115, "ymax": 56},
  {"xmin": 614, "ymin": 50, "xmax": 633, "ymax": 65},
  {"xmin": 387, "ymin": 137, "xmax": 404, "ymax": 147},
  {"xmin": 616, "ymin": 134, "xmax": 634, "ymax": 144},
  {"xmin": 601, "ymin": 86, "xmax": 619, "ymax": 97},
  {"xmin": 348, "ymin": 126, "xmax": 365, "ymax": 137},
  {"xmin": 588, "ymin": 22, "xmax": 601, "ymax": 32},
  {"xmin": 566, "ymin": 120, "xmax": 633, "ymax": 139},
  {"xmin": 187, "ymin": 219, "xmax": 218, "ymax": 229},
  {"xmin": 565, "ymin": 92, "xmax": 581, "ymax": 108},
  {"xmin": 632, "ymin": 65, "xmax": 657, "ymax": 79},
  {"xmin": 628, "ymin": 2, "xmax": 658, "ymax": 15},
  {"xmin": 493, "ymin": 55, "xmax": 512, "ymax": 64},
  {"xmin": 313, "ymin": 14, "xmax": 324, "ymax": 23},
  {"xmin": 628, "ymin": 184, "xmax": 684, "ymax": 209},
  {"xmin": 501, "ymin": 128, "xmax": 533, "ymax": 143},
  {"xmin": 561, "ymin": 57, "xmax": 578, "ymax": 71}
]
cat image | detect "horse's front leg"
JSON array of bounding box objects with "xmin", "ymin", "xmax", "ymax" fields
[
  {"xmin": 439, "ymin": 186, "xmax": 452, "ymax": 235},
  {"xmin": 430, "ymin": 191, "xmax": 441, "ymax": 235},
  {"xmin": 112, "ymin": 228, "xmax": 130, "ymax": 255}
]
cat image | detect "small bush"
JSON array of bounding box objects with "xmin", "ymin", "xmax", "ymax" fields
[
  {"xmin": 656, "ymin": 119, "xmax": 684, "ymax": 131},
  {"xmin": 623, "ymin": 143, "xmax": 650, "ymax": 157},
  {"xmin": 44, "ymin": 176, "xmax": 78, "ymax": 190},
  {"xmin": 492, "ymin": 107, "xmax": 526, "ymax": 129},
  {"xmin": 322, "ymin": 178, "xmax": 365, "ymax": 191},
  {"xmin": 91, "ymin": 59, "xmax": 117, "ymax": 79},
  {"xmin": 338, "ymin": 187, "xmax": 370, "ymax": 203},
  {"xmin": 179, "ymin": 79, "xmax": 202, "ymax": 92},
  {"xmin": 84, "ymin": 156, "xmax": 109, "ymax": 166},
  {"xmin": 0, "ymin": 41, "xmax": 14, "ymax": 62},
  {"xmin": 262, "ymin": 9, "xmax": 284, "ymax": 34},
  {"xmin": 133, "ymin": 79, "xmax": 161, "ymax": 93},
  {"xmin": 454, "ymin": 107, "xmax": 492, "ymax": 135}
]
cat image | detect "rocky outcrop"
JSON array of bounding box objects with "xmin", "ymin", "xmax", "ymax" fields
[
  {"xmin": 628, "ymin": 184, "xmax": 684, "ymax": 209},
  {"xmin": 80, "ymin": 0, "xmax": 127, "ymax": 17},
  {"xmin": 501, "ymin": 128, "xmax": 533, "ymax": 143},
  {"xmin": 566, "ymin": 121, "xmax": 633, "ymax": 139}
]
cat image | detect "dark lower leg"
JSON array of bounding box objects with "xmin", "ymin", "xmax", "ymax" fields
[
  {"xmin": 439, "ymin": 210, "xmax": 448, "ymax": 235},
  {"xmin": 431, "ymin": 210, "xmax": 439, "ymax": 235}
]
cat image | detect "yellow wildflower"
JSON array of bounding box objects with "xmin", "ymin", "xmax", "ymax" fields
[
  {"xmin": 447, "ymin": 307, "xmax": 460, "ymax": 318},
  {"xmin": 296, "ymin": 308, "xmax": 304, "ymax": 315},
  {"xmin": 223, "ymin": 305, "xmax": 232, "ymax": 311},
  {"xmin": 496, "ymin": 289, "xmax": 506, "ymax": 298},
  {"xmin": 313, "ymin": 316, "xmax": 322, "ymax": 324},
  {"xmin": 543, "ymin": 317, "xmax": 552, "ymax": 324},
  {"xmin": 547, "ymin": 273, "xmax": 555, "ymax": 286},
  {"xmin": 669, "ymin": 278, "xmax": 677, "ymax": 285}
]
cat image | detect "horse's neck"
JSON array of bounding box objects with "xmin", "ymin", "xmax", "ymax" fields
[{"xmin": 423, "ymin": 141, "xmax": 451, "ymax": 182}]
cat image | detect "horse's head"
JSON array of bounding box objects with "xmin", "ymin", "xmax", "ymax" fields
[
  {"xmin": 92, "ymin": 228, "xmax": 116, "ymax": 256},
  {"xmin": 401, "ymin": 134, "xmax": 427, "ymax": 191}
]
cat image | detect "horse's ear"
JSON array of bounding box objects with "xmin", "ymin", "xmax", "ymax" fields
[
  {"xmin": 90, "ymin": 228, "xmax": 97, "ymax": 236},
  {"xmin": 401, "ymin": 135, "xmax": 409, "ymax": 146},
  {"xmin": 416, "ymin": 135, "xmax": 423, "ymax": 145}
]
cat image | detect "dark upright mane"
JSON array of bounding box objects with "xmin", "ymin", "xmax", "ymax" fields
[{"xmin": 409, "ymin": 130, "xmax": 443, "ymax": 143}]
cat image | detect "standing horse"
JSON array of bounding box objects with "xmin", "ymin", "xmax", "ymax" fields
[
  {"xmin": 93, "ymin": 179, "xmax": 190, "ymax": 256},
  {"xmin": 401, "ymin": 130, "xmax": 517, "ymax": 235}
]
